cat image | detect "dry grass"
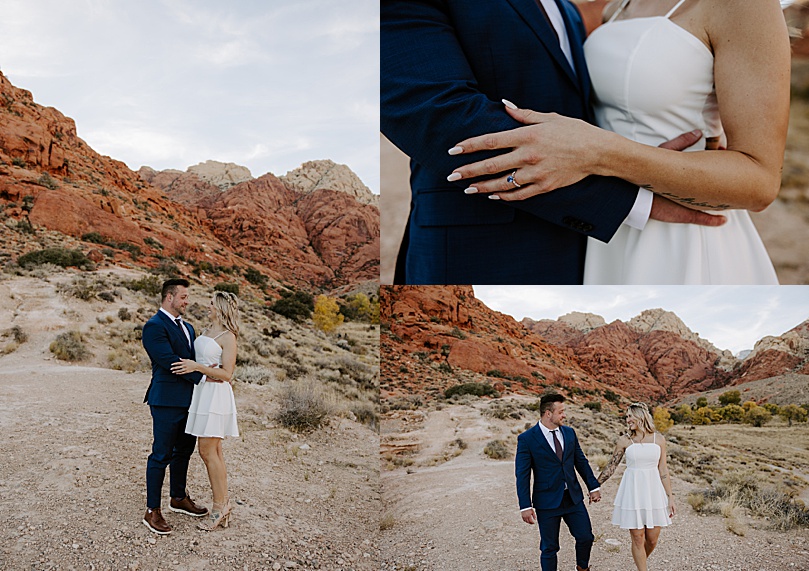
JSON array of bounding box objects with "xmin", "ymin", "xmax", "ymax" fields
[
  {"xmin": 380, "ymin": 513, "xmax": 396, "ymax": 531},
  {"xmin": 49, "ymin": 330, "xmax": 91, "ymax": 362},
  {"xmin": 275, "ymin": 376, "xmax": 337, "ymax": 432}
]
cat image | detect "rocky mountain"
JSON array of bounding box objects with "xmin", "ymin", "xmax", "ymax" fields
[
  {"xmin": 382, "ymin": 286, "xmax": 809, "ymax": 406},
  {"xmin": 0, "ymin": 71, "xmax": 378, "ymax": 290},
  {"xmin": 382, "ymin": 286, "xmax": 619, "ymax": 403}
]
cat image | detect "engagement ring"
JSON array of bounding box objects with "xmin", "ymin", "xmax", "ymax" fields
[{"xmin": 507, "ymin": 171, "xmax": 521, "ymax": 188}]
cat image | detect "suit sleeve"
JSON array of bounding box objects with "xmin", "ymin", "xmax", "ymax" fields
[
  {"xmin": 142, "ymin": 321, "xmax": 203, "ymax": 385},
  {"xmin": 572, "ymin": 430, "xmax": 600, "ymax": 492},
  {"xmin": 381, "ymin": 0, "xmax": 638, "ymax": 242},
  {"xmin": 515, "ymin": 433, "xmax": 534, "ymax": 510}
]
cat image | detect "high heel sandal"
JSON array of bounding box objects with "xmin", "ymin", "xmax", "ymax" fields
[{"xmin": 197, "ymin": 499, "xmax": 232, "ymax": 531}]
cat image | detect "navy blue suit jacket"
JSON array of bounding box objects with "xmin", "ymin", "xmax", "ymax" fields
[
  {"xmin": 142, "ymin": 311, "xmax": 203, "ymax": 408},
  {"xmin": 381, "ymin": 0, "xmax": 639, "ymax": 284},
  {"xmin": 515, "ymin": 424, "xmax": 599, "ymax": 511}
]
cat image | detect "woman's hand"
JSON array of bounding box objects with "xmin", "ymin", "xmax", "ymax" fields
[
  {"xmin": 171, "ymin": 359, "xmax": 199, "ymax": 375},
  {"xmin": 446, "ymin": 100, "xmax": 609, "ymax": 201},
  {"xmin": 668, "ymin": 497, "xmax": 677, "ymax": 518}
]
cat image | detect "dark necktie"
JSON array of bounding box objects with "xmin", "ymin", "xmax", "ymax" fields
[
  {"xmin": 175, "ymin": 318, "xmax": 190, "ymax": 348},
  {"xmin": 535, "ymin": 0, "xmax": 559, "ymax": 41},
  {"xmin": 552, "ymin": 430, "xmax": 563, "ymax": 460}
]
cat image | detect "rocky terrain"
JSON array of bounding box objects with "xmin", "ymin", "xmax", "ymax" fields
[
  {"xmin": 381, "ymin": 286, "xmax": 809, "ymax": 406},
  {"xmin": 0, "ymin": 270, "xmax": 380, "ymax": 570},
  {"xmin": 0, "ymin": 71, "xmax": 379, "ymax": 291}
]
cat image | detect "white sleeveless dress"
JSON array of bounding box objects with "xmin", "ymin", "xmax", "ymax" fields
[
  {"xmin": 612, "ymin": 434, "xmax": 671, "ymax": 529},
  {"xmin": 185, "ymin": 333, "xmax": 239, "ymax": 438},
  {"xmin": 582, "ymin": 0, "xmax": 778, "ymax": 284}
]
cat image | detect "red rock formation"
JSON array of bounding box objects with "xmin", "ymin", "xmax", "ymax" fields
[
  {"xmin": 734, "ymin": 319, "xmax": 809, "ymax": 383},
  {"xmin": 0, "ymin": 71, "xmax": 378, "ymax": 289}
]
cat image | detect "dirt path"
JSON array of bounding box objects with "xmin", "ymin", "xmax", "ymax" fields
[
  {"xmin": 0, "ymin": 277, "xmax": 380, "ymax": 571},
  {"xmin": 380, "ymin": 403, "xmax": 809, "ymax": 571}
]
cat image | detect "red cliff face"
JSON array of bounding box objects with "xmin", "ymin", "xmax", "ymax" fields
[
  {"xmin": 734, "ymin": 319, "xmax": 809, "ymax": 383},
  {"xmin": 0, "ymin": 72, "xmax": 378, "ymax": 289}
]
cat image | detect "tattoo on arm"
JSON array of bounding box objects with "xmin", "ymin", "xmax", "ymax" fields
[{"xmin": 597, "ymin": 450, "xmax": 624, "ymax": 484}]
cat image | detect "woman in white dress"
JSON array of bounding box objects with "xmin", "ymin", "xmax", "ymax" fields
[
  {"xmin": 597, "ymin": 403, "xmax": 675, "ymax": 571},
  {"xmin": 445, "ymin": 0, "xmax": 789, "ymax": 284},
  {"xmin": 171, "ymin": 291, "xmax": 239, "ymax": 531}
]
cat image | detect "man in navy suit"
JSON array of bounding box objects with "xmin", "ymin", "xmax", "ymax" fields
[
  {"xmin": 381, "ymin": 0, "xmax": 721, "ymax": 284},
  {"xmin": 516, "ymin": 393, "xmax": 601, "ymax": 571},
  {"xmin": 141, "ymin": 278, "xmax": 210, "ymax": 534}
]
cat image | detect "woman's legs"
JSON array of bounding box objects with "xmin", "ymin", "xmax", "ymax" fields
[
  {"xmin": 198, "ymin": 437, "xmax": 228, "ymax": 507},
  {"xmin": 644, "ymin": 526, "xmax": 661, "ymax": 557},
  {"xmin": 629, "ymin": 528, "xmax": 648, "ymax": 571}
]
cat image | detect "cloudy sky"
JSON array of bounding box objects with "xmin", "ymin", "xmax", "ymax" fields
[
  {"xmin": 0, "ymin": 0, "xmax": 379, "ymax": 192},
  {"xmin": 473, "ymin": 286, "xmax": 809, "ymax": 354}
]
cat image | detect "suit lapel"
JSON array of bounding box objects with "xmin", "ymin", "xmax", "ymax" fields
[
  {"xmin": 531, "ymin": 424, "xmax": 563, "ymax": 463},
  {"xmin": 158, "ymin": 311, "xmax": 189, "ymax": 354},
  {"xmin": 555, "ymin": 0, "xmax": 594, "ymax": 114},
  {"xmin": 504, "ymin": 0, "xmax": 579, "ymax": 89}
]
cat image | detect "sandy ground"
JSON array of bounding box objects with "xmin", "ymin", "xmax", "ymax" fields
[
  {"xmin": 380, "ymin": 112, "xmax": 809, "ymax": 285},
  {"xmin": 0, "ymin": 276, "xmax": 380, "ymax": 571},
  {"xmin": 379, "ymin": 402, "xmax": 809, "ymax": 571}
]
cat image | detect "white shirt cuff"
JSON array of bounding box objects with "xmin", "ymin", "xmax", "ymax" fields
[
  {"xmin": 624, "ymin": 187, "xmax": 652, "ymax": 230},
  {"xmin": 590, "ymin": 487, "xmax": 600, "ymax": 493},
  {"xmin": 520, "ymin": 507, "xmax": 533, "ymax": 512},
  {"xmin": 200, "ymin": 374, "xmax": 207, "ymax": 383}
]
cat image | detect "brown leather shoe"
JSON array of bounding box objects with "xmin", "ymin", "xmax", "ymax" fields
[
  {"xmin": 576, "ymin": 566, "xmax": 590, "ymax": 571},
  {"xmin": 169, "ymin": 495, "xmax": 208, "ymax": 517},
  {"xmin": 142, "ymin": 508, "xmax": 172, "ymax": 535}
]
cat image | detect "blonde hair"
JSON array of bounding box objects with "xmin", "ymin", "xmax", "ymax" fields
[
  {"xmin": 626, "ymin": 402, "xmax": 656, "ymax": 436},
  {"xmin": 212, "ymin": 291, "xmax": 240, "ymax": 337}
]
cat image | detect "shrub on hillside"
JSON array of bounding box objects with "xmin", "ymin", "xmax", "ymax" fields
[
  {"xmin": 275, "ymin": 377, "xmax": 335, "ymax": 432},
  {"xmin": 18, "ymin": 248, "xmax": 92, "ymax": 269},
  {"xmin": 444, "ymin": 382, "xmax": 499, "ymax": 399},
  {"xmin": 124, "ymin": 275, "xmax": 162, "ymax": 296},
  {"xmin": 483, "ymin": 439, "xmax": 511, "ymax": 460},
  {"xmin": 584, "ymin": 401, "xmax": 602, "ymax": 412},
  {"xmin": 270, "ymin": 290, "xmax": 314, "ymax": 322},
  {"xmin": 214, "ymin": 282, "xmax": 240, "ymax": 295},
  {"xmin": 50, "ymin": 330, "xmax": 90, "ymax": 362}
]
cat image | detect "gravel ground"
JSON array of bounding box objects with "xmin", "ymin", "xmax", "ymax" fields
[{"xmin": 379, "ymin": 403, "xmax": 809, "ymax": 571}]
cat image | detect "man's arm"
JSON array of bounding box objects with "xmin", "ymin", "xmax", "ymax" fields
[
  {"xmin": 142, "ymin": 321, "xmax": 202, "ymax": 385},
  {"xmin": 515, "ymin": 434, "xmax": 535, "ymax": 520},
  {"xmin": 381, "ymin": 0, "xmax": 638, "ymax": 242},
  {"xmin": 571, "ymin": 430, "xmax": 600, "ymax": 492}
]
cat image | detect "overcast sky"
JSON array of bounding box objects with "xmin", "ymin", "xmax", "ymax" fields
[
  {"xmin": 0, "ymin": 0, "xmax": 379, "ymax": 193},
  {"xmin": 473, "ymin": 286, "xmax": 809, "ymax": 354}
]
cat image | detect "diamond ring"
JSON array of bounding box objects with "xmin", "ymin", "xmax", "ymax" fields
[{"xmin": 507, "ymin": 171, "xmax": 521, "ymax": 188}]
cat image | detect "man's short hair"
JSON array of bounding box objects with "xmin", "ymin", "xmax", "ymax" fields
[
  {"xmin": 539, "ymin": 393, "xmax": 565, "ymax": 416},
  {"xmin": 161, "ymin": 278, "xmax": 190, "ymax": 301}
]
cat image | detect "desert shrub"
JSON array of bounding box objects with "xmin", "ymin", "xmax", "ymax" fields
[
  {"xmin": 18, "ymin": 248, "xmax": 91, "ymax": 269},
  {"xmin": 718, "ymin": 390, "xmax": 742, "ymax": 406},
  {"xmin": 485, "ymin": 401, "xmax": 522, "ymax": 420},
  {"xmin": 97, "ymin": 291, "xmax": 115, "ymax": 302},
  {"xmin": 50, "ymin": 330, "xmax": 90, "ymax": 361},
  {"xmin": 779, "ymin": 404, "xmax": 808, "ymax": 426},
  {"xmin": 58, "ymin": 278, "xmax": 96, "ymax": 301},
  {"xmin": 244, "ymin": 267, "xmax": 268, "ymax": 287},
  {"xmin": 214, "ymin": 282, "xmax": 240, "ymax": 295},
  {"xmin": 584, "ymin": 401, "xmax": 602, "ymax": 412},
  {"xmin": 444, "ymin": 382, "xmax": 498, "ymax": 399},
  {"xmin": 483, "ymin": 439, "xmax": 511, "ymax": 460},
  {"xmin": 270, "ymin": 290, "xmax": 314, "ymax": 322},
  {"xmin": 275, "ymin": 377, "xmax": 335, "ymax": 432},
  {"xmin": 718, "ymin": 404, "xmax": 745, "ymax": 423},
  {"xmin": 82, "ymin": 232, "xmax": 106, "ymax": 244},
  {"xmin": 11, "ymin": 157, "xmax": 27, "ymax": 168},
  {"xmin": 449, "ymin": 326, "xmax": 466, "ymax": 339},
  {"xmin": 37, "ymin": 172, "xmax": 58, "ymax": 189},
  {"xmin": 604, "ymin": 390, "xmax": 620, "ymax": 403},
  {"xmin": 333, "ymin": 354, "xmax": 372, "ymax": 381},
  {"xmin": 8, "ymin": 326, "xmax": 28, "ymax": 343},
  {"xmin": 437, "ymin": 362, "xmax": 453, "ymax": 374},
  {"xmin": 237, "ymin": 365, "xmax": 276, "ymax": 385},
  {"xmin": 350, "ymin": 401, "xmax": 379, "ymax": 431},
  {"xmin": 125, "ymin": 275, "xmax": 162, "ymax": 296},
  {"xmin": 118, "ymin": 307, "xmax": 131, "ymax": 321},
  {"xmin": 107, "ymin": 346, "xmax": 149, "ymax": 372},
  {"xmin": 380, "ymin": 514, "xmax": 395, "ymax": 531},
  {"xmin": 143, "ymin": 236, "xmax": 163, "ymax": 250},
  {"xmin": 487, "ymin": 369, "xmax": 508, "ymax": 379}
]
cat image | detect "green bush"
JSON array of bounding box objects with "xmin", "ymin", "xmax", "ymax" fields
[
  {"xmin": 124, "ymin": 275, "xmax": 162, "ymax": 296},
  {"xmin": 143, "ymin": 236, "xmax": 164, "ymax": 250},
  {"xmin": 214, "ymin": 282, "xmax": 240, "ymax": 295},
  {"xmin": 37, "ymin": 172, "xmax": 58, "ymax": 189},
  {"xmin": 584, "ymin": 401, "xmax": 602, "ymax": 412},
  {"xmin": 271, "ymin": 290, "xmax": 314, "ymax": 322},
  {"xmin": 604, "ymin": 390, "xmax": 621, "ymax": 403},
  {"xmin": 244, "ymin": 267, "xmax": 268, "ymax": 287},
  {"xmin": 444, "ymin": 382, "xmax": 499, "ymax": 399},
  {"xmin": 82, "ymin": 232, "xmax": 106, "ymax": 244},
  {"xmin": 18, "ymin": 248, "xmax": 91, "ymax": 269},
  {"xmin": 50, "ymin": 331, "xmax": 90, "ymax": 361},
  {"xmin": 718, "ymin": 390, "xmax": 742, "ymax": 406}
]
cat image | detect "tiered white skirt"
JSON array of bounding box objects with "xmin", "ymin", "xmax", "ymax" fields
[
  {"xmin": 185, "ymin": 379, "xmax": 239, "ymax": 438},
  {"xmin": 612, "ymin": 468, "xmax": 672, "ymax": 529}
]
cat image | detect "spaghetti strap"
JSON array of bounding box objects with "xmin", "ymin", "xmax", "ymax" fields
[
  {"xmin": 664, "ymin": 0, "xmax": 688, "ymax": 19},
  {"xmin": 607, "ymin": 0, "xmax": 631, "ymax": 23},
  {"xmin": 211, "ymin": 330, "xmax": 228, "ymax": 340},
  {"xmin": 653, "ymin": 433, "xmax": 656, "ymax": 444}
]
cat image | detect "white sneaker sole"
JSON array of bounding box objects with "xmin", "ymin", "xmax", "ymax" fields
[
  {"xmin": 168, "ymin": 505, "xmax": 208, "ymax": 517},
  {"xmin": 142, "ymin": 518, "xmax": 172, "ymax": 535}
]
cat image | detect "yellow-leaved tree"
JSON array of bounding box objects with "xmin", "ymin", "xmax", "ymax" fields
[
  {"xmin": 653, "ymin": 407, "xmax": 674, "ymax": 433},
  {"xmin": 313, "ymin": 295, "xmax": 344, "ymax": 333}
]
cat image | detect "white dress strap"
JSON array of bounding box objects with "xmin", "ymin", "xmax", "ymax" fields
[
  {"xmin": 211, "ymin": 330, "xmax": 228, "ymax": 340},
  {"xmin": 664, "ymin": 0, "xmax": 689, "ymax": 19},
  {"xmin": 653, "ymin": 432, "xmax": 656, "ymax": 444},
  {"xmin": 607, "ymin": 0, "xmax": 631, "ymax": 23}
]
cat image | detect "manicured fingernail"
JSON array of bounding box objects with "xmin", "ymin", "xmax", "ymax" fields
[
  {"xmin": 502, "ymin": 99, "xmax": 518, "ymax": 110},
  {"xmin": 448, "ymin": 146, "xmax": 463, "ymax": 155},
  {"xmin": 488, "ymin": 195, "xmax": 501, "ymax": 200},
  {"xmin": 447, "ymin": 172, "xmax": 462, "ymax": 182},
  {"xmin": 464, "ymin": 187, "xmax": 478, "ymax": 194},
  {"xmin": 690, "ymin": 130, "xmax": 701, "ymax": 136}
]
